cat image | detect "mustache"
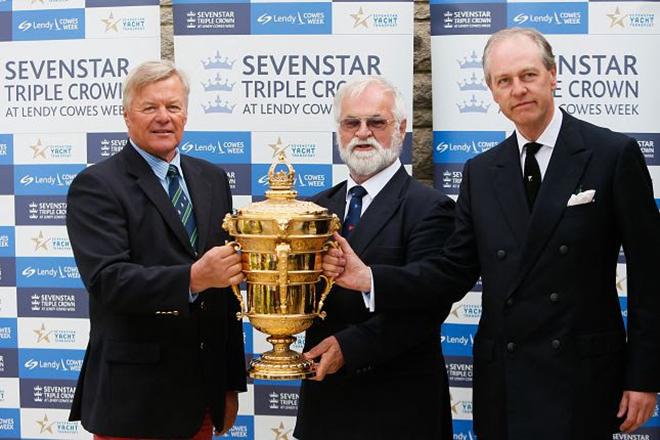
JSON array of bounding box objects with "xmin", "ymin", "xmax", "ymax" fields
[{"xmin": 345, "ymin": 137, "xmax": 383, "ymax": 153}]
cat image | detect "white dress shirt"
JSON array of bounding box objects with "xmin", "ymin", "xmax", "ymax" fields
[
  {"xmin": 344, "ymin": 158, "xmax": 402, "ymax": 312},
  {"xmin": 515, "ymin": 106, "xmax": 563, "ymax": 180}
]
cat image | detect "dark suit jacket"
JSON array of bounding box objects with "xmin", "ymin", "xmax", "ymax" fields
[
  {"xmin": 66, "ymin": 144, "xmax": 246, "ymax": 438},
  {"xmin": 374, "ymin": 112, "xmax": 660, "ymax": 440},
  {"xmin": 294, "ymin": 166, "xmax": 456, "ymax": 440}
]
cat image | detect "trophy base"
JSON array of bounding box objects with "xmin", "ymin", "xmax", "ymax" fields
[{"xmin": 248, "ymin": 348, "xmax": 315, "ymax": 380}]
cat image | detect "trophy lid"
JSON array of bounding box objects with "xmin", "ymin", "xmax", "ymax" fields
[{"xmin": 234, "ymin": 149, "xmax": 330, "ymax": 219}]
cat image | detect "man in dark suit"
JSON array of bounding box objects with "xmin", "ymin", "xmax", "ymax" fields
[
  {"xmin": 66, "ymin": 61, "xmax": 247, "ymax": 439},
  {"xmin": 293, "ymin": 76, "xmax": 456, "ymax": 439},
  {"xmin": 325, "ymin": 29, "xmax": 660, "ymax": 439}
]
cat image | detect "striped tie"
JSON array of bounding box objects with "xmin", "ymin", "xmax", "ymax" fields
[{"xmin": 167, "ymin": 165, "xmax": 198, "ymax": 250}]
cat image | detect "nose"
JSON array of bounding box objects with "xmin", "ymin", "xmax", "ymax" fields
[
  {"xmin": 355, "ymin": 120, "xmax": 372, "ymax": 139},
  {"xmin": 154, "ymin": 106, "xmax": 170, "ymax": 122},
  {"xmin": 511, "ymin": 78, "xmax": 527, "ymax": 96}
]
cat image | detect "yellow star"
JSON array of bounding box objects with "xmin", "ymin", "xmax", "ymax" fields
[
  {"xmin": 36, "ymin": 414, "xmax": 55, "ymax": 434},
  {"xmin": 268, "ymin": 137, "xmax": 289, "ymax": 158},
  {"xmin": 271, "ymin": 421, "xmax": 292, "ymax": 440},
  {"xmin": 102, "ymin": 13, "xmax": 121, "ymax": 32},
  {"xmin": 30, "ymin": 139, "xmax": 48, "ymax": 159},
  {"xmin": 450, "ymin": 304, "xmax": 461, "ymax": 319},
  {"xmin": 607, "ymin": 7, "xmax": 628, "ymax": 28},
  {"xmin": 31, "ymin": 231, "xmax": 50, "ymax": 251},
  {"xmin": 351, "ymin": 7, "xmax": 371, "ymax": 29},
  {"xmin": 34, "ymin": 323, "xmax": 52, "ymax": 343}
]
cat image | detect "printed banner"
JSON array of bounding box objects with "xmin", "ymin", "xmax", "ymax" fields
[
  {"xmin": 0, "ymin": 0, "xmax": 160, "ymax": 437},
  {"xmin": 174, "ymin": 0, "xmax": 414, "ymax": 436},
  {"xmin": 431, "ymin": 1, "xmax": 660, "ymax": 437}
]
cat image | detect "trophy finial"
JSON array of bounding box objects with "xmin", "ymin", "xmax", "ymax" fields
[{"xmin": 266, "ymin": 148, "xmax": 297, "ymax": 198}]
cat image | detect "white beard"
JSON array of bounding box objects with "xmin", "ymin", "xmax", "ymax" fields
[{"xmin": 338, "ymin": 131, "xmax": 403, "ymax": 178}]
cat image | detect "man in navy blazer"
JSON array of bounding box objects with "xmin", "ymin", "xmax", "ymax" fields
[
  {"xmin": 325, "ymin": 29, "xmax": 660, "ymax": 439},
  {"xmin": 66, "ymin": 61, "xmax": 246, "ymax": 439},
  {"xmin": 294, "ymin": 76, "xmax": 456, "ymax": 439}
]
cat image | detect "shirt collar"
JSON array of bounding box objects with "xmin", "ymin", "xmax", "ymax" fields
[
  {"xmin": 515, "ymin": 106, "xmax": 563, "ymax": 156},
  {"xmin": 346, "ymin": 158, "xmax": 402, "ymax": 202},
  {"xmin": 129, "ymin": 138, "xmax": 182, "ymax": 181}
]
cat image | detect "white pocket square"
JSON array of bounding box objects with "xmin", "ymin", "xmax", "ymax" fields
[{"xmin": 566, "ymin": 189, "xmax": 595, "ymax": 207}]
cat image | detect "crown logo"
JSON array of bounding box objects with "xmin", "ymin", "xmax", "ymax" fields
[
  {"xmin": 201, "ymin": 73, "xmax": 235, "ymax": 92},
  {"xmin": 202, "ymin": 96, "xmax": 236, "ymax": 114},
  {"xmin": 202, "ymin": 51, "xmax": 236, "ymax": 70},
  {"xmin": 458, "ymin": 72, "xmax": 487, "ymax": 91},
  {"xmin": 457, "ymin": 51, "xmax": 482, "ymax": 69},
  {"xmin": 457, "ymin": 95, "xmax": 490, "ymax": 113}
]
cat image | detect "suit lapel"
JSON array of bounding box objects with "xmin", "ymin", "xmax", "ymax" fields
[
  {"xmin": 122, "ymin": 145, "xmax": 197, "ymax": 257},
  {"xmin": 349, "ymin": 167, "xmax": 407, "ymax": 257},
  {"xmin": 513, "ymin": 113, "xmax": 593, "ymax": 293},
  {"xmin": 181, "ymin": 157, "xmax": 212, "ymax": 254},
  {"xmin": 492, "ymin": 135, "xmax": 529, "ymax": 246}
]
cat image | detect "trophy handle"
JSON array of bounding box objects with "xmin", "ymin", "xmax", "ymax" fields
[
  {"xmin": 226, "ymin": 240, "xmax": 246, "ymax": 320},
  {"xmin": 316, "ymin": 239, "xmax": 339, "ymax": 319},
  {"xmin": 316, "ymin": 274, "xmax": 335, "ymax": 320}
]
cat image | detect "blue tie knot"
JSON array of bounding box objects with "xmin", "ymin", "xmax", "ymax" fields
[
  {"xmin": 167, "ymin": 164, "xmax": 180, "ymax": 179},
  {"xmin": 350, "ymin": 185, "xmax": 367, "ymax": 199},
  {"xmin": 342, "ymin": 185, "xmax": 368, "ymax": 237}
]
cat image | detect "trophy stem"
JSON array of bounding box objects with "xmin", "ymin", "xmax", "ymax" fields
[{"xmin": 248, "ymin": 335, "xmax": 315, "ymax": 380}]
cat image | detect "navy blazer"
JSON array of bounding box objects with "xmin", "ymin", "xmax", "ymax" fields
[
  {"xmin": 295, "ymin": 166, "xmax": 456, "ymax": 440},
  {"xmin": 375, "ymin": 112, "xmax": 660, "ymax": 439},
  {"xmin": 66, "ymin": 144, "xmax": 246, "ymax": 438}
]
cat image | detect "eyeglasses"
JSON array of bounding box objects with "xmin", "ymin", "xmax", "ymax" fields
[{"xmin": 339, "ymin": 117, "xmax": 396, "ymax": 133}]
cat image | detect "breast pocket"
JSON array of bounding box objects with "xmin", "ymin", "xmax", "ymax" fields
[{"xmin": 562, "ymin": 201, "xmax": 597, "ymax": 218}]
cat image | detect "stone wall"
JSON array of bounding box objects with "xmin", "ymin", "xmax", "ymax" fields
[{"xmin": 158, "ymin": 0, "xmax": 435, "ymax": 185}]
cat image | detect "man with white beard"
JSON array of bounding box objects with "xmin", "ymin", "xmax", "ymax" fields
[{"xmin": 293, "ymin": 76, "xmax": 457, "ymax": 440}]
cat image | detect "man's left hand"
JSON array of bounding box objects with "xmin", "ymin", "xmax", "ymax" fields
[
  {"xmin": 304, "ymin": 336, "xmax": 345, "ymax": 381},
  {"xmin": 215, "ymin": 390, "xmax": 239, "ymax": 436},
  {"xmin": 618, "ymin": 390, "xmax": 657, "ymax": 433}
]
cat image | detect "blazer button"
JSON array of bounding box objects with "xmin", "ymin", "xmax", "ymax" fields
[
  {"xmin": 549, "ymin": 292, "xmax": 560, "ymax": 303},
  {"xmin": 496, "ymin": 250, "xmax": 506, "ymax": 260},
  {"xmin": 551, "ymin": 339, "xmax": 561, "ymax": 350},
  {"xmin": 200, "ymin": 342, "xmax": 205, "ymax": 350},
  {"xmin": 506, "ymin": 342, "xmax": 516, "ymax": 353},
  {"xmin": 200, "ymin": 301, "xmax": 206, "ymax": 311},
  {"xmin": 172, "ymin": 310, "xmax": 180, "ymax": 316},
  {"xmin": 505, "ymin": 297, "xmax": 514, "ymax": 307},
  {"xmin": 559, "ymin": 245, "xmax": 569, "ymax": 255}
]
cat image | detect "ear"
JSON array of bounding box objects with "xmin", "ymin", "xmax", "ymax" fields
[
  {"xmin": 398, "ymin": 118, "xmax": 407, "ymax": 138},
  {"xmin": 549, "ymin": 66, "xmax": 557, "ymax": 90}
]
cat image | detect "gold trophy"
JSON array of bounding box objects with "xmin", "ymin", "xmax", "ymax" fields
[{"xmin": 223, "ymin": 149, "xmax": 340, "ymax": 380}]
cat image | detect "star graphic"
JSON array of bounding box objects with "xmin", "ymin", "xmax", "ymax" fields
[
  {"xmin": 351, "ymin": 7, "xmax": 371, "ymax": 29},
  {"xmin": 607, "ymin": 7, "xmax": 628, "ymax": 28},
  {"xmin": 450, "ymin": 304, "xmax": 461, "ymax": 318},
  {"xmin": 616, "ymin": 273, "xmax": 627, "ymax": 293},
  {"xmin": 268, "ymin": 137, "xmax": 289, "ymax": 158},
  {"xmin": 102, "ymin": 13, "xmax": 121, "ymax": 32},
  {"xmin": 31, "ymin": 231, "xmax": 50, "ymax": 251},
  {"xmin": 271, "ymin": 422, "xmax": 292, "ymax": 440},
  {"xmin": 451, "ymin": 400, "xmax": 461, "ymax": 415},
  {"xmin": 36, "ymin": 414, "xmax": 55, "ymax": 434},
  {"xmin": 34, "ymin": 323, "xmax": 52, "ymax": 343},
  {"xmin": 30, "ymin": 138, "xmax": 48, "ymax": 159}
]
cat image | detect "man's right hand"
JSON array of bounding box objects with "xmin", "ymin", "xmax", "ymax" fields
[{"xmin": 190, "ymin": 244, "xmax": 244, "ymax": 292}]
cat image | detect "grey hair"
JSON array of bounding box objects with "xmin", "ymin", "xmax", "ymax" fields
[
  {"xmin": 333, "ymin": 76, "xmax": 407, "ymax": 125},
  {"xmin": 482, "ymin": 27, "xmax": 556, "ymax": 86},
  {"xmin": 122, "ymin": 60, "xmax": 190, "ymax": 110}
]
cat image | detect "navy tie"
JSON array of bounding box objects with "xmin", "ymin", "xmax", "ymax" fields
[
  {"xmin": 167, "ymin": 165, "xmax": 198, "ymax": 250},
  {"xmin": 342, "ymin": 186, "xmax": 368, "ymax": 237}
]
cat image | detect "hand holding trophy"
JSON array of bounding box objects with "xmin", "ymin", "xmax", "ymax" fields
[{"xmin": 223, "ymin": 150, "xmax": 340, "ymax": 379}]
